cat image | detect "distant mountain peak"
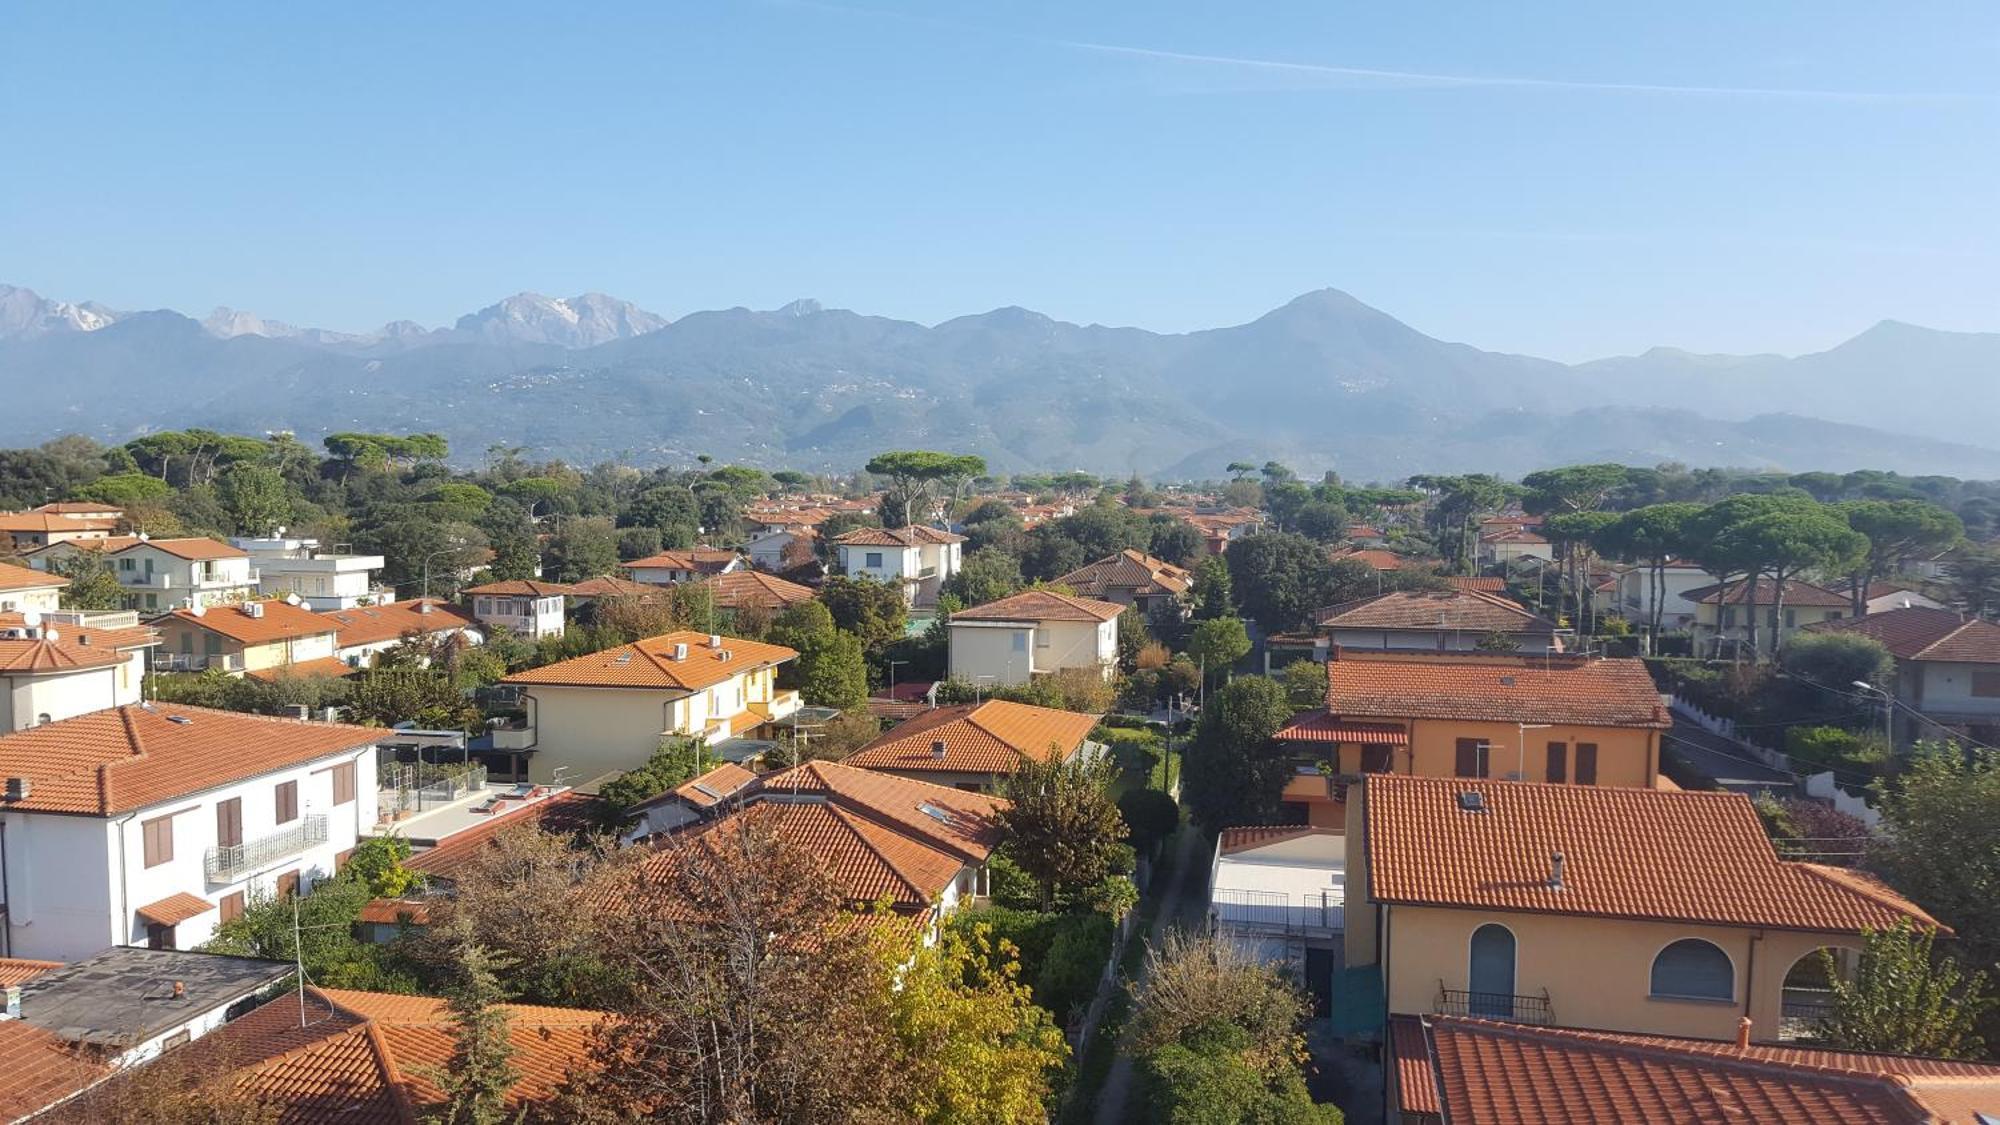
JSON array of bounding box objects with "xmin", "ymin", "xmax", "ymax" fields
[
  {"xmin": 455, "ymin": 291, "xmax": 668, "ymax": 347},
  {"xmin": 777, "ymin": 298, "xmax": 823, "ymax": 317},
  {"xmin": 0, "ymin": 284, "xmax": 120, "ymax": 339}
]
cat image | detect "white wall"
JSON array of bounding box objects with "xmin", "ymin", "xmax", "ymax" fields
[
  {"xmin": 0, "ymin": 586, "xmax": 62, "ymax": 614},
  {"xmin": 1915, "ymin": 660, "xmax": 2000, "ymax": 719},
  {"xmin": 473, "ymin": 595, "xmax": 565, "ymax": 639},
  {"xmin": 1, "ymin": 665, "xmax": 126, "ymax": 731},
  {"xmin": 949, "ymin": 622, "xmax": 1036, "ymax": 686}
]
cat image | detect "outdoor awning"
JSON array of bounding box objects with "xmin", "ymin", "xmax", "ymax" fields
[
  {"xmin": 1275, "ymin": 715, "xmax": 1409, "ymax": 745},
  {"xmin": 135, "ymin": 892, "xmax": 215, "ymax": 927}
]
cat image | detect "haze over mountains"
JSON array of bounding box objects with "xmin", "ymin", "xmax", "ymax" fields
[{"xmin": 1, "ymin": 282, "xmax": 1995, "ymax": 481}]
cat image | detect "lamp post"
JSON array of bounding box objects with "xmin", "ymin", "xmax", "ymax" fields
[
  {"xmin": 418, "ymin": 540, "xmax": 464, "ymax": 602},
  {"xmin": 1853, "ymin": 680, "xmax": 1894, "ymax": 750},
  {"xmin": 887, "ymin": 659, "xmax": 908, "ymax": 700}
]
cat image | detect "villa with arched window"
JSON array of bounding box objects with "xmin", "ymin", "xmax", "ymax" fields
[{"xmin": 1339, "ymin": 775, "xmax": 1943, "ymax": 1074}]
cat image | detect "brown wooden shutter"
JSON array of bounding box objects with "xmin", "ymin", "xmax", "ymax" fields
[
  {"xmin": 1546, "ymin": 742, "xmax": 1567, "ymax": 784},
  {"xmin": 332, "ymin": 762, "xmax": 356, "ymax": 805},
  {"xmin": 220, "ymin": 891, "xmax": 245, "ymax": 924},
  {"xmin": 276, "ymin": 870, "xmax": 300, "ymax": 899},
  {"xmin": 275, "ymin": 781, "xmax": 299, "ymax": 824},
  {"xmin": 216, "ymin": 798, "xmax": 243, "ymax": 848},
  {"xmin": 1454, "ymin": 738, "xmax": 1481, "ymax": 777},
  {"xmin": 1576, "ymin": 743, "xmax": 1598, "ymax": 785},
  {"xmin": 142, "ymin": 815, "xmax": 174, "ymax": 868}
]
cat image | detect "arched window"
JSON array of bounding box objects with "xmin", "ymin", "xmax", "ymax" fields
[
  {"xmin": 1468, "ymin": 924, "xmax": 1517, "ymax": 1016},
  {"xmin": 1650, "ymin": 939, "xmax": 1734, "ymax": 1001}
]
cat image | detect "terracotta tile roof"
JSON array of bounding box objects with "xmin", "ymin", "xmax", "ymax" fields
[
  {"xmin": 841, "ymin": 699, "xmax": 1099, "ymax": 776},
  {"xmin": 1329, "ymin": 547, "xmax": 1408, "ymax": 571},
  {"xmin": 830, "ymin": 525, "xmax": 964, "ymax": 547},
  {"xmin": 135, "ymin": 891, "xmax": 216, "ymax": 926},
  {"xmin": 1326, "ymin": 651, "xmax": 1670, "ymax": 729},
  {"xmin": 1806, "ymin": 607, "xmax": 2000, "ymax": 665},
  {"xmin": 246, "ymin": 655, "xmax": 357, "ymax": 682},
  {"xmin": 327, "ymin": 599, "xmax": 479, "ymax": 649},
  {"xmin": 951, "ymin": 588, "xmax": 1124, "ymax": 624},
  {"xmin": 1273, "ymin": 714, "xmax": 1408, "ymax": 745},
  {"xmin": 356, "ymin": 898, "xmax": 431, "ymax": 927},
  {"xmin": 1218, "ymin": 825, "xmax": 1341, "ymax": 854},
  {"xmin": 0, "ymin": 634, "xmax": 127, "ymax": 675},
  {"xmin": 565, "ymin": 574, "xmax": 663, "ymax": 599},
  {"xmin": 1315, "ymin": 589, "xmax": 1551, "ymax": 635},
  {"xmin": 462, "ymin": 579, "xmax": 575, "ymax": 597},
  {"xmin": 1480, "ymin": 527, "xmax": 1549, "ymax": 544},
  {"xmin": 0, "ymin": 1019, "xmax": 109, "ymax": 1122},
  {"xmin": 31, "ymin": 501, "xmax": 121, "ymax": 515},
  {"xmin": 1364, "ymin": 775, "xmax": 1939, "ymax": 933},
  {"xmin": 0, "ymin": 611, "xmax": 158, "ymax": 652},
  {"xmin": 0, "ymin": 560, "xmax": 66, "ymax": 591},
  {"xmin": 660, "ymin": 801, "xmax": 965, "ymax": 911},
  {"xmin": 1053, "ymin": 549, "xmax": 1192, "ymax": 599},
  {"xmin": 656, "ymin": 761, "xmax": 759, "ymax": 810},
  {"xmin": 503, "ymin": 629, "xmax": 795, "ymax": 691},
  {"xmin": 27, "ymin": 534, "xmax": 140, "ymax": 554},
  {"xmin": 211, "ymin": 987, "xmax": 603, "ymax": 1122},
  {"xmin": 704, "ymin": 569, "xmax": 817, "ymax": 611},
  {"xmin": 1403, "ymin": 1015, "xmax": 2000, "ymax": 1124},
  {"xmin": 1446, "ymin": 576, "xmax": 1508, "ymax": 593},
  {"xmin": 403, "ymin": 791, "xmax": 596, "ymax": 881},
  {"xmin": 756, "ymin": 760, "xmax": 1006, "ymax": 861},
  {"xmin": 1685, "ymin": 578, "xmax": 1851, "ymax": 607},
  {"xmin": 113, "ymin": 536, "xmax": 248, "ymax": 561},
  {"xmin": 164, "ymin": 599, "xmax": 337, "ymax": 646},
  {"xmin": 0, "ymin": 513, "xmax": 117, "ymax": 534},
  {"xmin": 622, "ymin": 547, "xmax": 742, "ymax": 574},
  {"xmin": 0, "ymin": 703, "xmax": 381, "ymax": 815},
  {"xmin": 0, "ymin": 957, "xmax": 63, "ymax": 988}
]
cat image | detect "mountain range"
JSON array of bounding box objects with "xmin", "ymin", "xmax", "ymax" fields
[{"xmin": 1, "ymin": 282, "xmax": 1995, "ymax": 481}]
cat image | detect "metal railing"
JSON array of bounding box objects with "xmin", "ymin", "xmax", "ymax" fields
[
  {"xmin": 152, "ymin": 652, "xmax": 245, "ymax": 673},
  {"xmin": 206, "ymin": 814, "xmax": 327, "ymax": 883},
  {"xmin": 1434, "ymin": 985, "xmax": 1554, "ymax": 1025},
  {"xmin": 1211, "ymin": 888, "xmax": 1345, "ymax": 933},
  {"xmin": 1779, "ymin": 988, "xmax": 1835, "ymax": 1041}
]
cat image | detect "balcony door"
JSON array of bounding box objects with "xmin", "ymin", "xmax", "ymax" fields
[
  {"xmin": 1468, "ymin": 923, "xmax": 1516, "ymax": 1017},
  {"xmin": 216, "ymin": 798, "xmax": 243, "ymax": 850}
]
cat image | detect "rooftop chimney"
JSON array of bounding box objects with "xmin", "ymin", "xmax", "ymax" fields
[
  {"xmin": 3, "ymin": 777, "xmax": 29, "ymax": 802},
  {"xmin": 708, "ymin": 634, "xmax": 723, "ymax": 648},
  {"xmin": 171, "ymin": 980, "xmax": 186, "ymax": 1000},
  {"xmin": 1735, "ymin": 1016, "xmax": 1752, "ymax": 1050},
  {"xmin": 1548, "ymin": 850, "xmax": 1566, "ymax": 891},
  {"xmin": 242, "ymin": 602, "xmax": 265, "ymax": 619},
  {"xmin": 672, "ymin": 642, "xmax": 688, "ymax": 661},
  {"xmin": 931, "ymin": 739, "xmax": 948, "ymax": 761},
  {"xmin": 416, "ymin": 600, "xmax": 432, "ymax": 615},
  {"xmin": 2, "ymin": 985, "xmax": 18, "ymax": 1020}
]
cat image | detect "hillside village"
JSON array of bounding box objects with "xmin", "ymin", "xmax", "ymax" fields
[{"xmin": 3, "ymin": 433, "xmax": 2000, "ymax": 1122}]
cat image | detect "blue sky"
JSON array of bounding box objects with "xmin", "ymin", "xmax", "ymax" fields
[{"xmin": 3, "ymin": 1, "xmax": 1994, "ymax": 360}]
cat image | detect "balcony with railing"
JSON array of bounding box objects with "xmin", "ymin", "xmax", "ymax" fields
[
  {"xmin": 152, "ymin": 651, "xmax": 245, "ymax": 673},
  {"xmin": 1778, "ymin": 987, "xmax": 1834, "ymax": 1042},
  {"xmin": 206, "ymin": 814, "xmax": 327, "ymax": 883},
  {"xmin": 1434, "ymin": 985, "xmax": 1554, "ymax": 1025},
  {"xmin": 1211, "ymin": 888, "xmax": 1345, "ymax": 934}
]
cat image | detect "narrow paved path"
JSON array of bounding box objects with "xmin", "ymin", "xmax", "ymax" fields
[
  {"xmin": 1092, "ymin": 825, "xmax": 1209, "ymax": 1125},
  {"xmin": 1663, "ymin": 710, "xmax": 1798, "ymax": 794}
]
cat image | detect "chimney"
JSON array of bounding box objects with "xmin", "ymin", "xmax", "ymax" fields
[
  {"xmin": 242, "ymin": 602, "xmax": 264, "ymax": 619},
  {"xmin": 672, "ymin": 642, "xmax": 688, "ymax": 661},
  {"xmin": 3, "ymin": 777, "xmax": 29, "ymax": 801},
  {"xmin": 1735, "ymin": 1016, "xmax": 1752, "ymax": 1050},
  {"xmin": 1548, "ymin": 851, "xmax": 1565, "ymax": 891},
  {"xmin": 708, "ymin": 634, "xmax": 723, "ymax": 648},
  {"xmin": 417, "ymin": 600, "xmax": 432, "ymax": 615},
  {"xmin": 2, "ymin": 985, "xmax": 18, "ymax": 1020},
  {"xmin": 931, "ymin": 739, "xmax": 948, "ymax": 761}
]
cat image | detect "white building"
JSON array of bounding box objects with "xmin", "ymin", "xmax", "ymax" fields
[
  {"xmin": 1209, "ymin": 826, "xmax": 1345, "ymax": 1004},
  {"xmin": 829, "ymin": 525, "xmax": 964, "ymax": 607},
  {"xmin": 0, "ymin": 562, "xmax": 67, "ymax": 616},
  {"xmin": 31, "ymin": 536, "xmax": 258, "ymax": 614},
  {"xmin": 0, "ymin": 611, "xmax": 158, "ymax": 731},
  {"xmin": 0, "ymin": 703, "xmax": 382, "ymax": 961},
  {"xmin": 463, "ymin": 579, "xmax": 573, "ymax": 640},
  {"xmin": 621, "ymin": 548, "xmax": 743, "ymax": 586},
  {"xmin": 1602, "ymin": 560, "xmax": 1714, "ymax": 631},
  {"xmin": 234, "ymin": 536, "xmax": 392, "ymax": 610},
  {"xmin": 948, "ymin": 589, "xmax": 1123, "ymax": 687},
  {"xmin": 498, "ymin": 630, "xmax": 800, "ymax": 783},
  {"xmin": 327, "ymin": 598, "xmax": 482, "ymax": 670}
]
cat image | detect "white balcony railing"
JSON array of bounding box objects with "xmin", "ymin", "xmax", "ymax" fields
[
  {"xmin": 152, "ymin": 652, "xmax": 246, "ymax": 673},
  {"xmin": 206, "ymin": 814, "xmax": 327, "ymax": 883},
  {"xmin": 1211, "ymin": 888, "xmax": 1345, "ymax": 933}
]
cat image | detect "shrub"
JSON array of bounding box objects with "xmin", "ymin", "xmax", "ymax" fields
[
  {"xmin": 1785, "ymin": 725, "xmax": 1890, "ymax": 788},
  {"xmin": 1118, "ymin": 788, "xmax": 1181, "ymax": 854}
]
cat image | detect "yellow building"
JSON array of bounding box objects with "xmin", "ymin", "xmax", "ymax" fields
[
  {"xmin": 1345, "ymin": 775, "xmax": 1941, "ymax": 1058},
  {"xmin": 152, "ymin": 599, "xmax": 341, "ymax": 676},
  {"xmin": 1275, "ymin": 651, "xmax": 1671, "ymax": 828}
]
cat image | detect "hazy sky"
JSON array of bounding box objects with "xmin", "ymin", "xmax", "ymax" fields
[{"xmin": 4, "ymin": 2, "xmax": 1995, "ymax": 361}]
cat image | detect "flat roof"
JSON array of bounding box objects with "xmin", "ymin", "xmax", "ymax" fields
[{"xmin": 18, "ymin": 948, "xmax": 291, "ymax": 1048}]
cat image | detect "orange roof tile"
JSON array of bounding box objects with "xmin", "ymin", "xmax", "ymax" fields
[
  {"xmin": 1446, "ymin": 576, "xmax": 1509, "ymax": 593},
  {"xmin": 830, "ymin": 525, "xmax": 963, "ymax": 547},
  {"xmin": 1273, "ymin": 714, "xmax": 1407, "ymax": 744},
  {"xmin": 1326, "ymin": 651, "xmax": 1669, "ymax": 729},
  {"xmin": 0, "ymin": 703, "xmax": 381, "ymax": 815},
  {"xmin": 462, "ymin": 579, "xmax": 575, "ymax": 596},
  {"xmin": 1053, "ymin": 549, "xmax": 1192, "ymax": 599},
  {"xmin": 0, "ymin": 635, "xmax": 126, "ymax": 675},
  {"xmin": 0, "ymin": 611, "xmax": 158, "ymax": 652},
  {"xmin": 31, "ymin": 501, "xmax": 122, "ymax": 516},
  {"xmin": 163, "ymin": 599, "xmax": 338, "ymax": 645},
  {"xmin": 0, "ymin": 560, "xmax": 66, "ymax": 592},
  {"xmin": 657, "ymin": 761, "xmax": 759, "ymax": 810},
  {"xmin": 1364, "ymin": 775, "xmax": 1939, "ymax": 934},
  {"xmin": 1404, "ymin": 1015, "xmax": 2000, "ymax": 1124},
  {"xmin": 703, "ymin": 569, "xmax": 817, "ymax": 611},
  {"xmin": 1218, "ymin": 825, "xmax": 1340, "ymax": 854},
  {"xmin": 756, "ymin": 760, "xmax": 1006, "ymax": 861},
  {"xmin": 951, "ymin": 588, "xmax": 1124, "ymax": 624},
  {"xmin": 1807, "ymin": 607, "xmax": 2000, "ymax": 665},
  {"xmin": 0, "ymin": 957, "xmax": 63, "ymax": 988},
  {"xmin": 622, "ymin": 548, "xmax": 742, "ymax": 574},
  {"xmin": 1315, "ymin": 589, "xmax": 1550, "ymax": 635},
  {"xmin": 403, "ymin": 791, "xmax": 596, "ymax": 881},
  {"xmin": 841, "ymin": 699, "xmax": 1099, "ymax": 776},
  {"xmin": 112, "ymin": 536, "xmax": 248, "ymax": 561},
  {"xmin": 246, "ymin": 655, "xmax": 357, "ymax": 682},
  {"xmin": 503, "ymin": 630, "xmax": 795, "ymax": 692},
  {"xmin": 1330, "ymin": 547, "xmax": 1408, "ymax": 571},
  {"xmin": 1686, "ymin": 578, "xmax": 1851, "ymax": 607},
  {"xmin": 327, "ymin": 599, "xmax": 479, "ymax": 649},
  {"xmin": 0, "ymin": 513, "xmax": 117, "ymax": 534},
  {"xmin": 0, "ymin": 1019, "xmax": 109, "ymax": 1122},
  {"xmin": 565, "ymin": 574, "xmax": 663, "ymax": 599},
  {"xmin": 135, "ymin": 891, "xmax": 216, "ymax": 926}
]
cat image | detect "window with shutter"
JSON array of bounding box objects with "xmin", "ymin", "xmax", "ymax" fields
[
  {"xmin": 1454, "ymin": 738, "xmax": 1488, "ymax": 778},
  {"xmin": 1576, "ymin": 743, "xmax": 1598, "ymax": 785},
  {"xmin": 1546, "ymin": 742, "xmax": 1567, "ymax": 784},
  {"xmin": 332, "ymin": 762, "xmax": 355, "ymax": 805},
  {"xmin": 275, "ymin": 780, "xmax": 299, "ymax": 824},
  {"xmin": 216, "ymin": 798, "xmax": 243, "ymax": 849},
  {"xmin": 276, "ymin": 871, "xmax": 300, "ymax": 899},
  {"xmin": 142, "ymin": 815, "xmax": 175, "ymax": 867},
  {"xmin": 221, "ymin": 892, "xmax": 245, "ymax": 924}
]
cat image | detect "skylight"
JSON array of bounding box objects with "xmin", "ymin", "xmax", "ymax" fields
[{"xmin": 916, "ymin": 802, "xmax": 957, "ymax": 826}]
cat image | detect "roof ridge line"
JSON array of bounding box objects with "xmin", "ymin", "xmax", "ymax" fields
[{"xmin": 825, "ymin": 803, "xmax": 931, "ymax": 901}]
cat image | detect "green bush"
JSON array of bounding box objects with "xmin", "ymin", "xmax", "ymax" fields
[
  {"xmin": 1118, "ymin": 788, "xmax": 1181, "ymax": 854},
  {"xmin": 1036, "ymin": 912, "xmax": 1115, "ymax": 1021},
  {"xmin": 1785, "ymin": 725, "xmax": 1890, "ymax": 788}
]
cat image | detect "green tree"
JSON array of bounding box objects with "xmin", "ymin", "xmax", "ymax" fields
[
  {"xmin": 943, "ymin": 548, "xmax": 1022, "ymax": 606},
  {"xmin": 1182, "ymin": 677, "xmax": 1294, "ymax": 834},
  {"xmin": 1947, "ymin": 548, "xmax": 2000, "ymax": 619},
  {"xmin": 1186, "ymin": 618, "xmax": 1252, "ymax": 685},
  {"xmin": 795, "ymin": 628, "xmax": 871, "ymax": 712},
  {"xmin": 819, "ymin": 574, "xmax": 908, "ymax": 654},
  {"xmin": 542, "ymin": 516, "xmax": 619, "ymax": 582},
  {"xmin": 1190, "ymin": 555, "xmax": 1235, "ymax": 622},
  {"xmin": 1840, "ymin": 499, "xmax": 1964, "ymax": 615},
  {"xmin": 1781, "ymin": 632, "xmax": 1895, "ymax": 695},
  {"xmin": 997, "ymin": 753, "xmax": 1130, "ymax": 911},
  {"xmin": 1543, "ymin": 510, "xmax": 1619, "ymax": 634},
  {"xmin": 1814, "ymin": 920, "xmax": 1994, "ymax": 1059},
  {"xmin": 1117, "ymin": 788, "xmax": 1181, "ymax": 855},
  {"xmin": 887, "ymin": 923, "xmax": 1069, "ymax": 1122},
  {"xmin": 1871, "ymin": 744, "xmax": 2000, "ymax": 969},
  {"xmin": 1279, "ymin": 659, "xmax": 1328, "ymax": 710},
  {"xmin": 1224, "ymin": 533, "xmax": 1342, "ymax": 634},
  {"xmin": 347, "ymin": 667, "xmax": 479, "ymax": 730},
  {"xmin": 429, "ymin": 931, "xmax": 521, "ymax": 1125},
  {"xmin": 215, "ymin": 462, "xmax": 294, "ymax": 536},
  {"xmin": 79, "ymin": 470, "xmax": 173, "ymax": 507},
  {"xmin": 1726, "ymin": 505, "xmax": 1868, "ymax": 658},
  {"xmin": 1148, "ymin": 519, "xmax": 1206, "ymax": 567},
  {"xmin": 1593, "ymin": 502, "xmax": 1703, "ymax": 652},
  {"xmin": 345, "ymin": 835, "xmax": 422, "ymax": 897},
  {"xmin": 865, "ymin": 450, "xmax": 988, "ymax": 528},
  {"xmin": 598, "ymin": 737, "xmax": 714, "ymax": 815},
  {"xmin": 49, "ymin": 553, "xmax": 127, "ymax": 610}
]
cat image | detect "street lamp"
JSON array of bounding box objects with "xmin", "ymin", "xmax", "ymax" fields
[
  {"xmin": 887, "ymin": 659, "xmax": 909, "ymax": 700},
  {"xmin": 1853, "ymin": 681, "xmax": 1894, "ymax": 749},
  {"xmin": 419, "ymin": 539, "xmax": 466, "ymax": 601}
]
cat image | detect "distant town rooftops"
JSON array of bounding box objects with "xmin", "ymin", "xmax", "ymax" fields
[
  {"xmin": 503, "ymin": 630, "xmax": 795, "ymax": 691},
  {"xmin": 1806, "ymin": 606, "xmax": 2000, "ymax": 665}
]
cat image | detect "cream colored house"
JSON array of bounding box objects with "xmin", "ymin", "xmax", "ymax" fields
[
  {"xmin": 948, "ymin": 589, "xmax": 1122, "ymax": 687},
  {"xmin": 829, "ymin": 526, "xmax": 963, "ymax": 607},
  {"xmin": 1687, "ymin": 578, "xmax": 1849, "ymax": 659},
  {"xmin": 620, "ymin": 549, "xmax": 743, "ymax": 586},
  {"xmin": 1598, "ymin": 559, "xmax": 1712, "ymax": 631},
  {"xmin": 152, "ymin": 600, "xmax": 340, "ymax": 676},
  {"xmin": 31, "ymin": 537, "xmax": 258, "ymax": 614},
  {"xmin": 1345, "ymin": 775, "xmax": 1941, "ymax": 1047},
  {"xmin": 500, "ymin": 630, "xmax": 799, "ymax": 784},
  {"xmin": 0, "ymin": 512, "xmax": 116, "ymax": 553},
  {"xmin": 463, "ymin": 579, "xmax": 573, "ymax": 640},
  {"xmin": 0, "ymin": 561, "xmax": 67, "ymax": 615}
]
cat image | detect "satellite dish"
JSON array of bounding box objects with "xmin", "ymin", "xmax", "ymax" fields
[
  {"xmin": 42, "ymin": 628, "xmax": 58, "ymax": 643},
  {"xmin": 19, "ymin": 610, "xmax": 41, "ymax": 628},
  {"xmin": 285, "ymin": 593, "xmax": 302, "ymax": 606}
]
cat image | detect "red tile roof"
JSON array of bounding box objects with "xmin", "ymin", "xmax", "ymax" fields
[
  {"xmin": 0, "ymin": 513, "xmax": 117, "ymax": 534},
  {"xmin": 841, "ymin": 699, "xmax": 1099, "ymax": 776},
  {"xmin": 755, "ymin": 760, "xmax": 1006, "ymax": 862},
  {"xmin": 504, "ymin": 630, "xmax": 795, "ymax": 691},
  {"xmin": 245, "ymin": 655, "xmax": 357, "ymax": 682},
  {"xmin": 703, "ymin": 569, "xmax": 817, "ymax": 611},
  {"xmin": 1053, "ymin": 549, "xmax": 1192, "ymax": 599},
  {"xmin": 651, "ymin": 761, "xmax": 759, "ymax": 810},
  {"xmin": 1685, "ymin": 578, "xmax": 1851, "ymax": 608},
  {"xmin": 1218, "ymin": 825, "xmax": 1341, "ymax": 854},
  {"xmin": 462, "ymin": 579, "xmax": 575, "ymax": 596},
  {"xmin": 327, "ymin": 599, "xmax": 479, "ymax": 648},
  {"xmin": 622, "ymin": 548, "xmax": 743, "ymax": 574},
  {"xmin": 403, "ymin": 791, "xmax": 597, "ymax": 881},
  {"xmin": 830, "ymin": 525, "xmax": 964, "ymax": 547},
  {"xmin": 1363, "ymin": 775, "xmax": 1939, "ymax": 933},
  {"xmin": 1315, "ymin": 589, "xmax": 1550, "ymax": 635},
  {"xmin": 1446, "ymin": 576, "xmax": 1508, "ymax": 594},
  {"xmin": 135, "ymin": 891, "xmax": 216, "ymax": 926},
  {"xmin": 1329, "ymin": 548, "xmax": 1408, "ymax": 571},
  {"xmin": 113, "ymin": 536, "xmax": 248, "ymax": 561},
  {"xmin": 0, "ymin": 611, "xmax": 158, "ymax": 652},
  {"xmin": 0, "ymin": 1019, "xmax": 109, "ymax": 1122},
  {"xmin": 1327, "ymin": 651, "xmax": 1669, "ymax": 729},
  {"xmin": 0, "ymin": 560, "xmax": 66, "ymax": 592},
  {"xmin": 951, "ymin": 588, "xmax": 1124, "ymax": 624},
  {"xmin": 0, "ymin": 634, "xmax": 127, "ymax": 675},
  {"xmin": 31, "ymin": 501, "xmax": 121, "ymax": 516},
  {"xmin": 0, "ymin": 703, "xmax": 381, "ymax": 815},
  {"xmin": 0, "ymin": 957, "xmax": 62, "ymax": 988},
  {"xmin": 1273, "ymin": 714, "xmax": 1408, "ymax": 745},
  {"xmin": 1806, "ymin": 606, "xmax": 2000, "ymax": 665},
  {"xmin": 163, "ymin": 599, "xmax": 337, "ymax": 646},
  {"xmin": 565, "ymin": 574, "xmax": 663, "ymax": 599},
  {"xmin": 693, "ymin": 801, "xmax": 965, "ymax": 910},
  {"xmin": 1401, "ymin": 1015, "xmax": 2000, "ymax": 1124}
]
